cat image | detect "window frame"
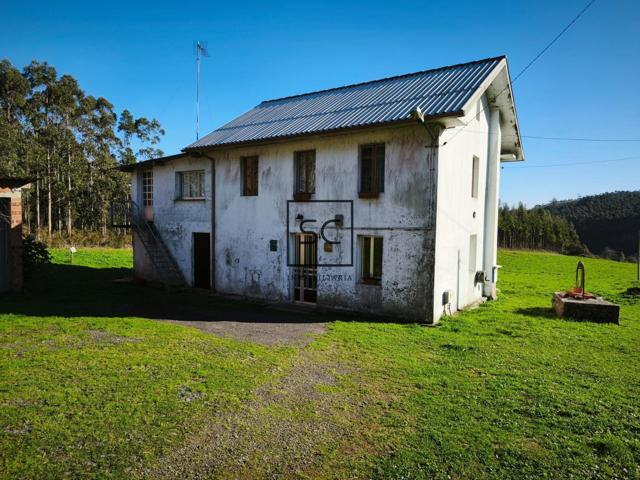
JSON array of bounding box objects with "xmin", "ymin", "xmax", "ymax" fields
[
  {"xmin": 293, "ymin": 149, "xmax": 316, "ymax": 198},
  {"xmin": 142, "ymin": 170, "xmax": 153, "ymax": 207},
  {"xmin": 241, "ymin": 155, "xmax": 259, "ymax": 197},
  {"xmin": 359, "ymin": 235, "xmax": 383, "ymax": 286},
  {"xmin": 471, "ymin": 155, "xmax": 480, "ymax": 199},
  {"xmin": 469, "ymin": 234, "xmax": 478, "ymax": 273},
  {"xmin": 358, "ymin": 143, "xmax": 385, "ymax": 199},
  {"xmin": 176, "ymin": 170, "xmax": 205, "ymax": 201}
]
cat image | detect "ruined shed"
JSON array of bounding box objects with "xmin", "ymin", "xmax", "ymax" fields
[{"xmin": 0, "ymin": 178, "xmax": 30, "ymax": 293}]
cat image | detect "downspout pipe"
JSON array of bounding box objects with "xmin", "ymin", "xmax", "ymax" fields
[
  {"xmin": 411, "ymin": 106, "xmax": 441, "ymax": 324},
  {"xmin": 483, "ymin": 108, "xmax": 501, "ymax": 299}
]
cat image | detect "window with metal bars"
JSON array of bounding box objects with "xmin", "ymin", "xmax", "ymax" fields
[
  {"xmin": 241, "ymin": 156, "xmax": 259, "ymax": 196},
  {"xmin": 142, "ymin": 171, "xmax": 153, "ymax": 206},
  {"xmin": 294, "ymin": 150, "xmax": 315, "ymax": 197},
  {"xmin": 360, "ymin": 236, "xmax": 383, "ymax": 285},
  {"xmin": 359, "ymin": 143, "xmax": 385, "ymax": 198},
  {"xmin": 177, "ymin": 170, "xmax": 205, "ymax": 200}
]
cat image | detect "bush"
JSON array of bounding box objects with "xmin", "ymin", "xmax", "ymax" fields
[{"xmin": 22, "ymin": 235, "xmax": 51, "ymax": 278}]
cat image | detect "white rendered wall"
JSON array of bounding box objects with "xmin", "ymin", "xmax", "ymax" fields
[
  {"xmin": 432, "ymin": 94, "xmax": 495, "ymax": 321},
  {"xmin": 212, "ymin": 124, "xmax": 436, "ymax": 320}
]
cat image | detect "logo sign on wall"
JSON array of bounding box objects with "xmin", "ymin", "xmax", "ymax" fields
[{"xmin": 286, "ymin": 200, "xmax": 354, "ymax": 267}]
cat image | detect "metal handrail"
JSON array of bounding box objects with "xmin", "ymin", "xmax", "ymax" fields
[{"xmin": 112, "ymin": 200, "xmax": 183, "ymax": 285}]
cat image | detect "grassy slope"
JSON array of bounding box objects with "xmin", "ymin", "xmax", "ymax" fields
[{"xmin": 0, "ymin": 249, "xmax": 638, "ymax": 479}]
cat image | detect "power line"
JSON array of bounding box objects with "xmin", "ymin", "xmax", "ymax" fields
[
  {"xmin": 503, "ymin": 154, "xmax": 640, "ymax": 169},
  {"xmin": 441, "ymin": 0, "xmax": 598, "ymax": 148},
  {"xmin": 511, "ymin": 0, "xmax": 597, "ymax": 83},
  {"xmin": 450, "ymin": 128, "xmax": 640, "ymax": 142}
]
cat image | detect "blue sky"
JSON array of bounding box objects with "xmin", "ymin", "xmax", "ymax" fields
[{"xmin": 2, "ymin": 0, "xmax": 639, "ymax": 206}]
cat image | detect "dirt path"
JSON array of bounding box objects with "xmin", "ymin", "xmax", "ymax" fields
[
  {"xmin": 140, "ymin": 346, "xmax": 366, "ymax": 479},
  {"xmin": 163, "ymin": 319, "xmax": 327, "ymax": 347}
]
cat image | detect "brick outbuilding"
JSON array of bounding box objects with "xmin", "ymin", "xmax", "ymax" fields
[{"xmin": 0, "ymin": 178, "xmax": 31, "ymax": 293}]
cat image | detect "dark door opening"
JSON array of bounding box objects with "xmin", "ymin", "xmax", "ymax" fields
[
  {"xmin": 193, "ymin": 232, "xmax": 211, "ymax": 289},
  {"xmin": 0, "ymin": 199, "xmax": 9, "ymax": 293}
]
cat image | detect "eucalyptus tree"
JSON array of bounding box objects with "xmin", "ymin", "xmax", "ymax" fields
[{"xmin": 0, "ymin": 58, "xmax": 165, "ymax": 240}]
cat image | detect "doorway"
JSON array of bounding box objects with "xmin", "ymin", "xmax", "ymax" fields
[
  {"xmin": 0, "ymin": 198, "xmax": 9, "ymax": 292},
  {"xmin": 193, "ymin": 232, "xmax": 211, "ymax": 289},
  {"xmin": 292, "ymin": 233, "xmax": 317, "ymax": 303}
]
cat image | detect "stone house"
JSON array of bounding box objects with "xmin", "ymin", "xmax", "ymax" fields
[{"xmin": 121, "ymin": 56, "xmax": 524, "ymax": 323}]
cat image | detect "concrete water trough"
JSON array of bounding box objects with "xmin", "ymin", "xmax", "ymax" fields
[
  {"xmin": 552, "ymin": 292, "xmax": 620, "ymax": 324},
  {"xmin": 551, "ymin": 261, "xmax": 620, "ymax": 324}
]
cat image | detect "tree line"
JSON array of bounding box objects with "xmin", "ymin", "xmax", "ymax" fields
[
  {"xmin": 498, "ymin": 204, "xmax": 585, "ymax": 255},
  {"xmin": 542, "ymin": 191, "xmax": 640, "ymax": 258},
  {"xmin": 0, "ymin": 58, "xmax": 164, "ymax": 239}
]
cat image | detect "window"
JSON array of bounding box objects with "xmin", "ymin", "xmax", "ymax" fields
[
  {"xmin": 241, "ymin": 156, "xmax": 259, "ymax": 196},
  {"xmin": 142, "ymin": 171, "xmax": 153, "ymax": 206},
  {"xmin": 359, "ymin": 143, "xmax": 385, "ymax": 198},
  {"xmin": 177, "ymin": 170, "xmax": 205, "ymax": 200},
  {"xmin": 360, "ymin": 236, "xmax": 383, "ymax": 285},
  {"xmin": 469, "ymin": 234, "xmax": 478, "ymax": 272},
  {"xmin": 294, "ymin": 150, "xmax": 315, "ymax": 196},
  {"xmin": 471, "ymin": 155, "xmax": 480, "ymax": 199}
]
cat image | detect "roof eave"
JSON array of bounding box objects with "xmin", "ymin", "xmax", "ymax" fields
[{"xmin": 182, "ymin": 112, "xmax": 465, "ymax": 153}]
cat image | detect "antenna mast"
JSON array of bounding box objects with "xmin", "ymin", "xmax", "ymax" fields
[{"xmin": 195, "ymin": 41, "xmax": 209, "ymax": 140}]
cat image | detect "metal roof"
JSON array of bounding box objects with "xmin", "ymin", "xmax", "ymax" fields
[
  {"xmin": 185, "ymin": 56, "xmax": 506, "ymax": 151},
  {"xmin": 0, "ymin": 177, "xmax": 33, "ymax": 189},
  {"xmin": 119, "ymin": 153, "xmax": 187, "ymax": 172}
]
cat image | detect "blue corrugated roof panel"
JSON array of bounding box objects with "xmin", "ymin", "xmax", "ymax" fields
[{"xmin": 185, "ymin": 56, "xmax": 504, "ymax": 150}]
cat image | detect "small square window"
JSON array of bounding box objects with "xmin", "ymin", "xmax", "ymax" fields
[
  {"xmin": 177, "ymin": 170, "xmax": 205, "ymax": 200},
  {"xmin": 360, "ymin": 236, "xmax": 383, "ymax": 285},
  {"xmin": 241, "ymin": 156, "xmax": 259, "ymax": 196},
  {"xmin": 359, "ymin": 143, "xmax": 385, "ymax": 198}
]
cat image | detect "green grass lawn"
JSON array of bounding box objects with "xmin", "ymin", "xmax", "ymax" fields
[{"xmin": 1, "ymin": 248, "xmax": 638, "ymax": 479}]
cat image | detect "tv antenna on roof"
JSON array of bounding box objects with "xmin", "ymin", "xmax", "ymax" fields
[{"xmin": 195, "ymin": 41, "xmax": 209, "ymax": 140}]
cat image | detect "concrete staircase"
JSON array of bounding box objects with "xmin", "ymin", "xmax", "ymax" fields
[
  {"xmin": 112, "ymin": 200, "xmax": 185, "ymax": 287},
  {"xmin": 133, "ymin": 219, "xmax": 185, "ymax": 287}
]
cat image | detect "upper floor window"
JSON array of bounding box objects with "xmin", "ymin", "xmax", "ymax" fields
[
  {"xmin": 241, "ymin": 156, "xmax": 259, "ymax": 196},
  {"xmin": 294, "ymin": 150, "xmax": 315, "ymax": 198},
  {"xmin": 177, "ymin": 170, "xmax": 205, "ymax": 200},
  {"xmin": 142, "ymin": 171, "xmax": 153, "ymax": 206},
  {"xmin": 471, "ymin": 155, "xmax": 480, "ymax": 199},
  {"xmin": 359, "ymin": 143, "xmax": 385, "ymax": 198}
]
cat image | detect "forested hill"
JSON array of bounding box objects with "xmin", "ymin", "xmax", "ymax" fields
[{"xmin": 541, "ymin": 191, "xmax": 640, "ymax": 257}]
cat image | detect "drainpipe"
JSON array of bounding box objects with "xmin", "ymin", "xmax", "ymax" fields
[
  {"xmin": 483, "ymin": 108, "xmax": 501, "ymax": 299},
  {"xmin": 411, "ymin": 106, "xmax": 441, "ymax": 323}
]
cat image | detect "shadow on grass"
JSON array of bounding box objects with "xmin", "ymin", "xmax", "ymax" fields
[
  {"xmin": 0, "ymin": 263, "xmax": 394, "ymax": 325},
  {"xmin": 514, "ymin": 306, "xmax": 557, "ymax": 319}
]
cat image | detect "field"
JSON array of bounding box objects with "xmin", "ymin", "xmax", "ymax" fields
[{"xmin": 1, "ymin": 249, "xmax": 639, "ymax": 479}]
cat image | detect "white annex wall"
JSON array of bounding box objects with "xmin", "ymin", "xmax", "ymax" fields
[
  {"xmin": 132, "ymin": 156, "xmax": 212, "ymax": 285},
  {"xmin": 432, "ymin": 94, "xmax": 495, "ymax": 321}
]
